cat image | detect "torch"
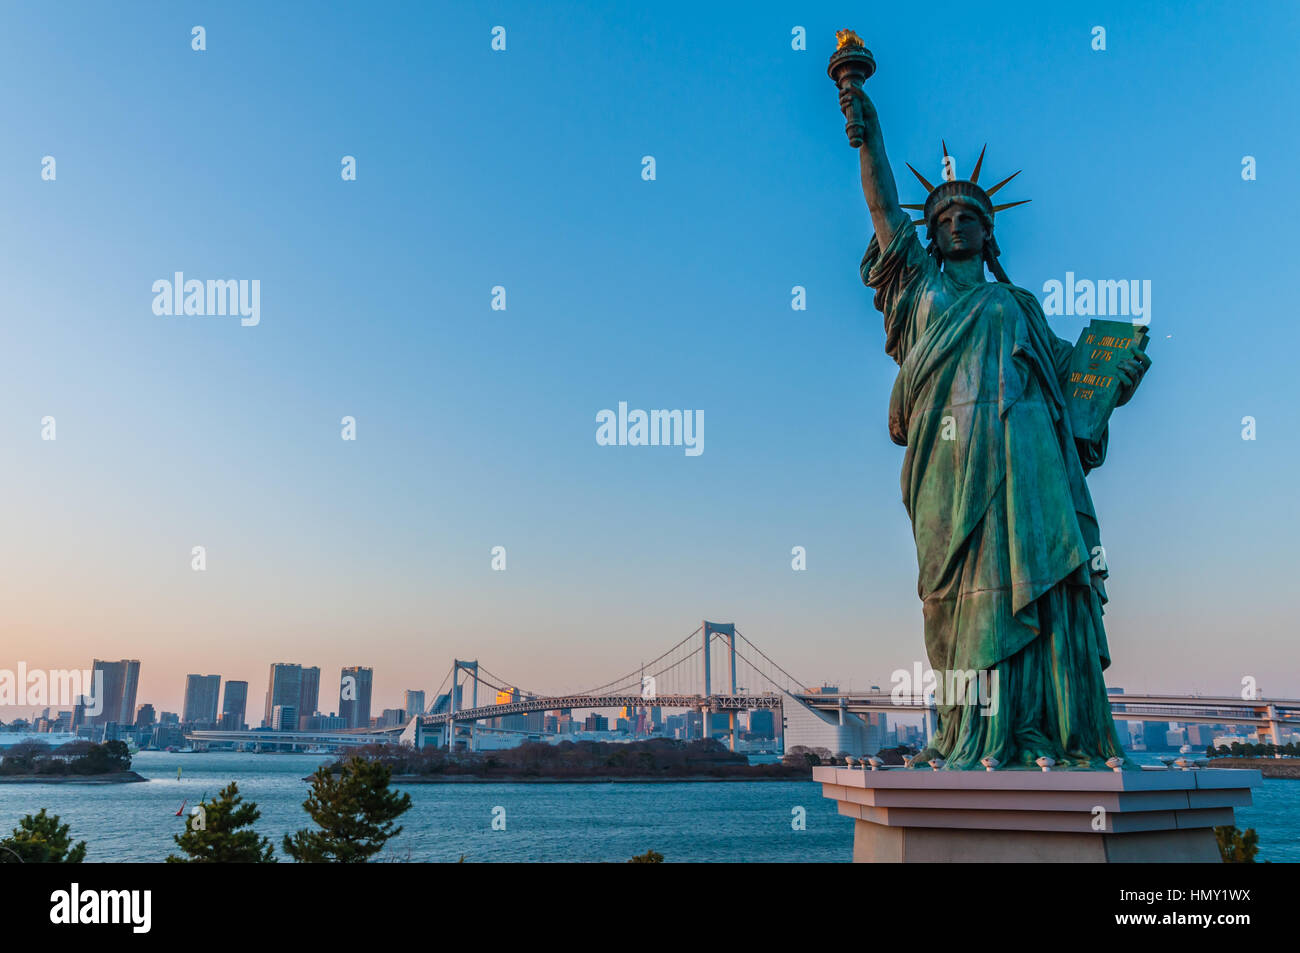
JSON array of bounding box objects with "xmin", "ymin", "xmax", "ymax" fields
[{"xmin": 827, "ymin": 29, "xmax": 876, "ymax": 148}]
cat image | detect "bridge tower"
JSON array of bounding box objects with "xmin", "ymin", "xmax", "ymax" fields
[
  {"xmin": 703, "ymin": 621, "xmax": 740, "ymax": 752},
  {"xmin": 450, "ymin": 660, "xmax": 480, "ymax": 752}
]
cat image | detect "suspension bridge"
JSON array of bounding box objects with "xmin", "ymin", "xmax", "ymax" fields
[
  {"xmin": 391, "ymin": 621, "xmax": 1300, "ymax": 755},
  {"xmin": 184, "ymin": 619, "xmax": 1300, "ymax": 754},
  {"xmin": 401, "ymin": 621, "xmax": 801, "ymax": 752}
]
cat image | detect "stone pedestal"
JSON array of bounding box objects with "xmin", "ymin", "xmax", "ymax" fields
[{"xmin": 813, "ymin": 765, "xmax": 1259, "ymax": 862}]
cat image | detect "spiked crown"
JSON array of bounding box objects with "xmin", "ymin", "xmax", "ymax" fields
[{"xmin": 900, "ymin": 142, "xmax": 1030, "ymax": 237}]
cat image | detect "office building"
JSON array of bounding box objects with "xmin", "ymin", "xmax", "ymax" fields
[
  {"xmin": 339, "ymin": 666, "xmax": 373, "ymax": 730},
  {"xmin": 134, "ymin": 703, "xmax": 156, "ymax": 728},
  {"xmin": 264, "ymin": 664, "xmax": 303, "ymax": 728},
  {"xmin": 182, "ymin": 674, "xmax": 221, "ymax": 726},
  {"xmin": 88, "ymin": 659, "xmax": 141, "ymax": 727},
  {"xmin": 263, "ymin": 663, "xmax": 319, "ymax": 729},
  {"xmin": 1142, "ymin": 721, "xmax": 1176, "ymax": 751},
  {"xmin": 405, "ymin": 690, "xmax": 425, "ymax": 720},
  {"xmin": 221, "ymin": 680, "xmax": 249, "ymax": 731},
  {"xmin": 299, "ymin": 667, "xmax": 321, "ymax": 726},
  {"xmin": 749, "ymin": 709, "xmax": 776, "ymax": 739},
  {"xmin": 272, "ymin": 704, "xmax": 298, "ymax": 732}
]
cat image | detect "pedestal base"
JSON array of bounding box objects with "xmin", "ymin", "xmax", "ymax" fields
[{"xmin": 814, "ymin": 765, "xmax": 1259, "ymax": 863}]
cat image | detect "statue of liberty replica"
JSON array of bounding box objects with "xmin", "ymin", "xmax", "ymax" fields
[{"xmin": 831, "ymin": 32, "xmax": 1151, "ymax": 769}]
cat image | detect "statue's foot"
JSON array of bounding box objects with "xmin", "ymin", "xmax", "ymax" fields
[{"xmin": 909, "ymin": 746, "xmax": 945, "ymax": 767}]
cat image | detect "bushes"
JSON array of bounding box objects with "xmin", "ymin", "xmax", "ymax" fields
[
  {"xmin": 343, "ymin": 737, "xmax": 796, "ymax": 779},
  {"xmin": 0, "ymin": 740, "xmax": 132, "ymax": 776}
]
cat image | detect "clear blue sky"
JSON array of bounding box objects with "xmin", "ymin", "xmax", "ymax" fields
[{"xmin": 2, "ymin": 1, "xmax": 1298, "ymax": 716}]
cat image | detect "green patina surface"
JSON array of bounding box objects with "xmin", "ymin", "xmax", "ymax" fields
[
  {"xmin": 832, "ymin": 33, "xmax": 1150, "ymax": 769},
  {"xmin": 864, "ymin": 220, "xmax": 1134, "ymax": 769}
]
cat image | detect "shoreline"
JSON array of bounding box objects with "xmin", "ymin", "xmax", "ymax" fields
[
  {"xmin": 1207, "ymin": 758, "xmax": 1300, "ymax": 779},
  {"xmin": 0, "ymin": 771, "xmax": 148, "ymax": 784},
  {"xmin": 309, "ymin": 773, "xmax": 810, "ymax": 784}
]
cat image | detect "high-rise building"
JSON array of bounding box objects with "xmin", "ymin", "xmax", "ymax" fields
[
  {"xmin": 222, "ymin": 680, "xmax": 249, "ymax": 730},
  {"xmin": 299, "ymin": 667, "xmax": 321, "ymax": 727},
  {"xmin": 134, "ymin": 704, "xmax": 156, "ymax": 728},
  {"xmin": 404, "ymin": 690, "xmax": 426, "ymax": 720},
  {"xmin": 1186, "ymin": 724, "xmax": 1213, "ymax": 747},
  {"xmin": 379, "ymin": 708, "xmax": 406, "ymax": 727},
  {"xmin": 1142, "ymin": 721, "xmax": 1176, "ymax": 751},
  {"xmin": 339, "ymin": 667, "xmax": 373, "ymax": 730},
  {"xmin": 182, "ymin": 674, "xmax": 221, "ymax": 726},
  {"xmin": 749, "ymin": 709, "xmax": 776, "ymax": 739},
  {"xmin": 119, "ymin": 660, "xmax": 140, "ymax": 726},
  {"xmin": 583, "ymin": 713, "xmax": 608, "ymax": 732},
  {"xmin": 272, "ymin": 705, "xmax": 298, "ymax": 732},
  {"xmin": 264, "ymin": 663, "xmax": 304, "ymax": 728},
  {"xmin": 305, "ymin": 713, "xmax": 347, "ymax": 730},
  {"xmin": 88, "ymin": 659, "xmax": 141, "ymax": 726}
]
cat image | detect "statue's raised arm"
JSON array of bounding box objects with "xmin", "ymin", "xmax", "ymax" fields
[{"xmin": 838, "ymin": 85, "xmax": 907, "ymax": 250}]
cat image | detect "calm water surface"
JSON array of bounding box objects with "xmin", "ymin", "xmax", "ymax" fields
[
  {"xmin": 1, "ymin": 751, "xmax": 1293, "ymax": 862},
  {"xmin": 0, "ymin": 752, "xmax": 849, "ymax": 862}
]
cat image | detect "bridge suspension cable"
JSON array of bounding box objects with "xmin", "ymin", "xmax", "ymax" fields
[
  {"xmin": 425, "ymin": 665, "xmax": 454, "ymax": 715},
  {"xmin": 734, "ymin": 627, "xmax": 806, "ymax": 695},
  {"xmin": 562, "ymin": 626, "xmax": 703, "ymax": 697}
]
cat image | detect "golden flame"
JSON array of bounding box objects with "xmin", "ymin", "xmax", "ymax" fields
[{"xmin": 835, "ymin": 29, "xmax": 864, "ymax": 50}]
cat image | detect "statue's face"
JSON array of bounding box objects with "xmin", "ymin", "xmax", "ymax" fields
[{"xmin": 934, "ymin": 205, "xmax": 988, "ymax": 261}]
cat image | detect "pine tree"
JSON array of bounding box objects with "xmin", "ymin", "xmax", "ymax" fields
[
  {"xmin": 283, "ymin": 756, "xmax": 412, "ymax": 863},
  {"xmin": 1215, "ymin": 824, "xmax": 1260, "ymax": 863},
  {"xmin": 0, "ymin": 808, "xmax": 87, "ymax": 863},
  {"xmin": 166, "ymin": 781, "xmax": 276, "ymax": 863}
]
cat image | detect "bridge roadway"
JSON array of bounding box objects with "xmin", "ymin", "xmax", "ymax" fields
[
  {"xmin": 412, "ymin": 690, "xmax": 1300, "ymax": 738},
  {"xmin": 815, "ymin": 691, "xmax": 1300, "ymax": 728},
  {"xmin": 185, "ymin": 728, "xmax": 395, "ymax": 747},
  {"xmin": 182, "ymin": 692, "xmax": 1300, "ymax": 748},
  {"xmin": 418, "ymin": 693, "xmax": 783, "ymax": 728}
]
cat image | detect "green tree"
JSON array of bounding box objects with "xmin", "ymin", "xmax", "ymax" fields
[
  {"xmin": 101, "ymin": 740, "xmax": 132, "ymax": 771},
  {"xmin": 782, "ymin": 745, "xmax": 820, "ymax": 768},
  {"xmin": 629, "ymin": 849, "xmax": 664, "ymax": 863},
  {"xmin": 0, "ymin": 809, "xmax": 86, "ymax": 863},
  {"xmin": 166, "ymin": 782, "xmax": 276, "ymax": 863},
  {"xmin": 0, "ymin": 739, "xmax": 52, "ymax": 774},
  {"xmin": 283, "ymin": 756, "xmax": 411, "ymax": 863},
  {"xmin": 1215, "ymin": 825, "xmax": 1259, "ymax": 863}
]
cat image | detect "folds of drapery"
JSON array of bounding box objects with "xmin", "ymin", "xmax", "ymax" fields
[{"xmin": 862, "ymin": 220, "xmax": 1114, "ymax": 675}]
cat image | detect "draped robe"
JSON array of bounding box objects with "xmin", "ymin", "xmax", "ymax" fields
[{"xmin": 863, "ymin": 219, "xmax": 1128, "ymax": 769}]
